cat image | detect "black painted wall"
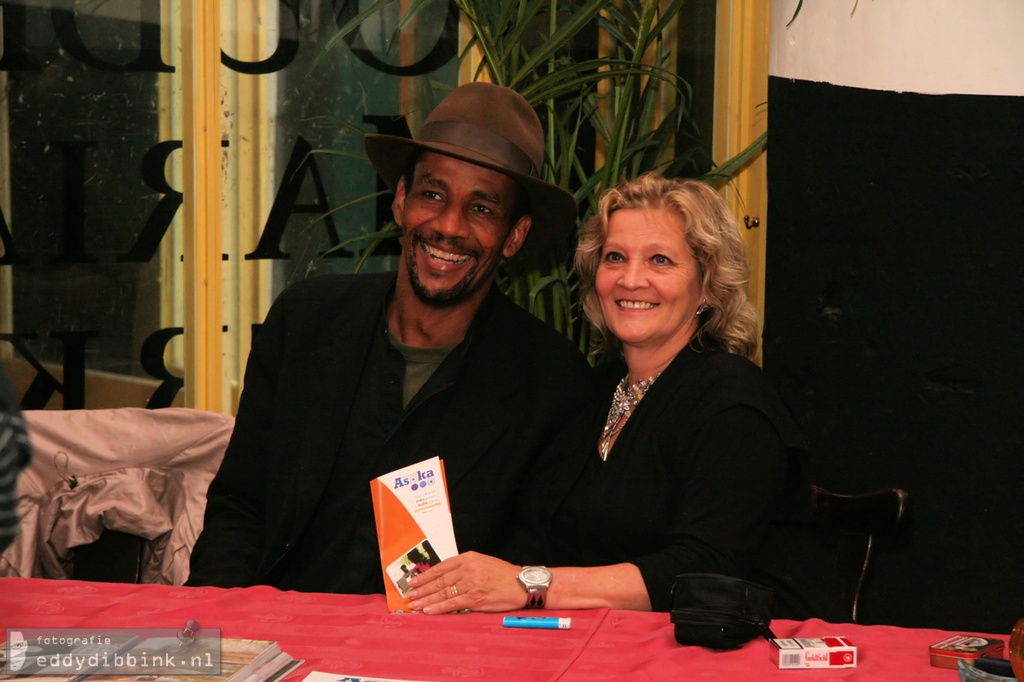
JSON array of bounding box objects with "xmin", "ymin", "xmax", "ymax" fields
[{"xmin": 763, "ymin": 76, "xmax": 1024, "ymax": 634}]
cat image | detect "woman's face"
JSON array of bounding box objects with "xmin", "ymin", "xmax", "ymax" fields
[{"xmin": 596, "ymin": 207, "xmax": 704, "ymax": 358}]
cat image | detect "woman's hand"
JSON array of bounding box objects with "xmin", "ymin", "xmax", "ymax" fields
[{"xmin": 405, "ymin": 551, "xmax": 528, "ymax": 614}]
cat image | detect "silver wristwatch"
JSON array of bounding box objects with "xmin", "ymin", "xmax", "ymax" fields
[{"xmin": 517, "ymin": 565, "xmax": 552, "ymax": 608}]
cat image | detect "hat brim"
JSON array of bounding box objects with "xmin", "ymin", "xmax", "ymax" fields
[{"xmin": 365, "ymin": 134, "xmax": 579, "ymax": 249}]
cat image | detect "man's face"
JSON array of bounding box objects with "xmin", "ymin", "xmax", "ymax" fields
[{"xmin": 392, "ymin": 152, "xmax": 532, "ymax": 307}]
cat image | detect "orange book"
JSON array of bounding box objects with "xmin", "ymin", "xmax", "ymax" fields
[{"xmin": 370, "ymin": 457, "xmax": 459, "ymax": 612}]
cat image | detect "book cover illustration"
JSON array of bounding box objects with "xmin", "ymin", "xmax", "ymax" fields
[
  {"xmin": 370, "ymin": 456, "xmax": 458, "ymax": 612},
  {"xmin": 386, "ymin": 539, "xmax": 443, "ymax": 597}
]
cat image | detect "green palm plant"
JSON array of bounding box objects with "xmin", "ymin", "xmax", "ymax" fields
[
  {"xmin": 455, "ymin": 0, "xmax": 698, "ymax": 353},
  {"xmin": 321, "ymin": 0, "xmax": 765, "ymax": 355}
]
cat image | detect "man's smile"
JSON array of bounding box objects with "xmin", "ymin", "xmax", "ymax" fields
[{"xmin": 422, "ymin": 241, "xmax": 471, "ymax": 265}]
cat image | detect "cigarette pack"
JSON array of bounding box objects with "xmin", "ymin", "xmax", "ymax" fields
[
  {"xmin": 928, "ymin": 635, "xmax": 1004, "ymax": 669},
  {"xmin": 769, "ymin": 637, "xmax": 857, "ymax": 669}
]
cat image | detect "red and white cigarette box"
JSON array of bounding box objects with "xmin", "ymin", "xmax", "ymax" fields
[{"xmin": 769, "ymin": 637, "xmax": 857, "ymax": 669}]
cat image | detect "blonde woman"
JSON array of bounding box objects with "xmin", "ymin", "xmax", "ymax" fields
[{"xmin": 407, "ymin": 174, "xmax": 838, "ymax": 620}]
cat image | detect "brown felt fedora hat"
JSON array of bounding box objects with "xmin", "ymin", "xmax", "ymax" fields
[{"xmin": 364, "ymin": 82, "xmax": 578, "ymax": 243}]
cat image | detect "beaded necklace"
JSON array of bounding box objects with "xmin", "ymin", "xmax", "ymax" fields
[{"xmin": 597, "ymin": 372, "xmax": 662, "ymax": 461}]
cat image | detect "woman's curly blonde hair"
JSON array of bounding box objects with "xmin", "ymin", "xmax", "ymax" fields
[{"xmin": 575, "ymin": 173, "xmax": 760, "ymax": 360}]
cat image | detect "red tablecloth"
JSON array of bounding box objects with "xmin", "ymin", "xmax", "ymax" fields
[{"xmin": 0, "ymin": 577, "xmax": 1003, "ymax": 680}]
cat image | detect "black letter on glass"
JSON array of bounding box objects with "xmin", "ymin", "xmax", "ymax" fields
[
  {"xmin": 120, "ymin": 139, "xmax": 229, "ymax": 262},
  {"xmin": 120, "ymin": 140, "xmax": 183, "ymax": 263},
  {"xmin": 0, "ymin": 3, "xmax": 44, "ymax": 71},
  {"xmin": 223, "ymin": 0, "xmax": 300, "ymax": 74},
  {"xmin": 140, "ymin": 327, "xmax": 185, "ymax": 408},
  {"xmin": 52, "ymin": 141, "xmax": 99, "ymax": 264},
  {"xmin": 0, "ymin": 331, "xmax": 95, "ymax": 409},
  {"xmin": 50, "ymin": 0, "xmax": 173, "ymax": 73},
  {"xmin": 246, "ymin": 136, "xmax": 349, "ymax": 260},
  {"xmin": 0, "ymin": 207, "xmax": 30, "ymax": 265},
  {"xmin": 333, "ymin": 0, "xmax": 458, "ymax": 75}
]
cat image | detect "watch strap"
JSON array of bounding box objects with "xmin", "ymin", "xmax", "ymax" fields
[{"xmin": 526, "ymin": 591, "xmax": 546, "ymax": 609}]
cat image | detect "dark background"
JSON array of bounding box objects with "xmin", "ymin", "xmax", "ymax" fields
[{"xmin": 763, "ymin": 76, "xmax": 1024, "ymax": 634}]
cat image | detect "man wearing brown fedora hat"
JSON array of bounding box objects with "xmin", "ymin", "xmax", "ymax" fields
[{"xmin": 188, "ymin": 82, "xmax": 593, "ymax": 595}]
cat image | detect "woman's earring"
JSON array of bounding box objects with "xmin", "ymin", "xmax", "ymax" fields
[{"xmin": 695, "ymin": 300, "xmax": 709, "ymax": 318}]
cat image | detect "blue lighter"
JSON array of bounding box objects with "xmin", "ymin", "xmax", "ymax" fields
[{"xmin": 502, "ymin": 616, "xmax": 572, "ymax": 630}]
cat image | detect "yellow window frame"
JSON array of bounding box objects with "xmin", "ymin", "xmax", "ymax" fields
[{"xmin": 714, "ymin": 0, "xmax": 770, "ymax": 361}]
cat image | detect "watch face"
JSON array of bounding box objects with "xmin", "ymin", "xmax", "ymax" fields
[{"xmin": 521, "ymin": 566, "xmax": 552, "ymax": 585}]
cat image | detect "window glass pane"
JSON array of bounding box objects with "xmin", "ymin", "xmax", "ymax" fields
[
  {"xmin": 0, "ymin": 0, "xmax": 459, "ymax": 410},
  {"xmin": 1, "ymin": 1, "xmax": 181, "ymax": 409}
]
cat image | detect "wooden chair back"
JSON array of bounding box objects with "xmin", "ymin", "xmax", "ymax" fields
[{"xmin": 810, "ymin": 484, "xmax": 909, "ymax": 622}]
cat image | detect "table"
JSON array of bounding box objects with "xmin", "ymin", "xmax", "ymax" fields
[{"xmin": 0, "ymin": 577, "xmax": 1005, "ymax": 680}]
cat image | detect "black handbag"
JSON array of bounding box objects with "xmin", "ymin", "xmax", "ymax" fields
[{"xmin": 669, "ymin": 573, "xmax": 776, "ymax": 649}]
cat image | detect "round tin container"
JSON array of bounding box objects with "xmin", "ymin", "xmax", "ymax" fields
[{"xmin": 928, "ymin": 635, "xmax": 1005, "ymax": 669}]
